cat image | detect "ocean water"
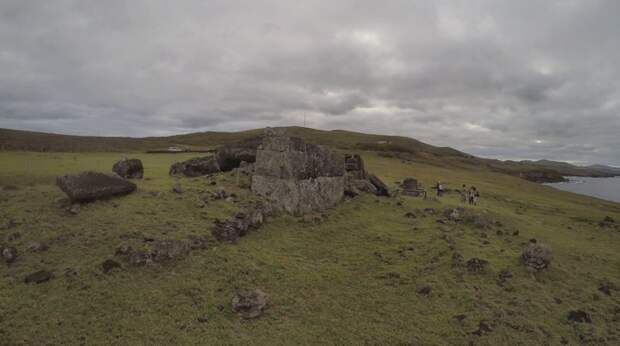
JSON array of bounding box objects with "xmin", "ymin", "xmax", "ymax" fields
[{"xmin": 546, "ymin": 176, "xmax": 620, "ymax": 203}]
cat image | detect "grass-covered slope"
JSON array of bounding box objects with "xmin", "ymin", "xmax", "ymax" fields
[
  {"xmin": 2, "ymin": 126, "xmax": 617, "ymax": 181},
  {"xmin": 1, "ymin": 151, "xmax": 619, "ymax": 345}
]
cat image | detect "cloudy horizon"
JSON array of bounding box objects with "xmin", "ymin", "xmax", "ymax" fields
[{"xmin": 1, "ymin": 1, "xmax": 619, "ymax": 165}]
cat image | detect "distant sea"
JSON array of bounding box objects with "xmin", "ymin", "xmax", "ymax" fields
[{"xmin": 546, "ymin": 176, "xmax": 620, "ymax": 203}]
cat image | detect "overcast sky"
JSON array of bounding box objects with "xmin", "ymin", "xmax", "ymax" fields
[{"xmin": 1, "ymin": 1, "xmax": 619, "ymax": 165}]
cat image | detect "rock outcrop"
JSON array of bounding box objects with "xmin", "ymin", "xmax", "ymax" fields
[
  {"xmin": 56, "ymin": 171, "xmax": 137, "ymax": 203},
  {"xmin": 251, "ymin": 134, "xmax": 345, "ymax": 215},
  {"xmin": 112, "ymin": 158, "xmax": 144, "ymax": 179}
]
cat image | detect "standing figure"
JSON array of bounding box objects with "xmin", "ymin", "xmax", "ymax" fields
[
  {"xmin": 460, "ymin": 184, "xmax": 468, "ymax": 203},
  {"xmin": 436, "ymin": 181, "xmax": 444, "ymax": 197}
]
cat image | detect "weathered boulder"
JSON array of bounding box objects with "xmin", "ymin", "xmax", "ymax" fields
[
  {"xmin": 26, "ymin": 241, "xmax": 49, "ymax": 252},
  {"xmin": 522, "ymin": 242, "xmax": 552, "ymax": 270},
  {"xmin": 215, "ymin": 146, "xmax": 257, "ymax": 172},
  {"xmin": 169, "ymin": 156, "xmax": 220, "ymax": 177},
  {"xmin": 24, "ymin": 270, "xmax": 53, "ymax": 284},
  {"xmin": 101, "ymin": 259, "xmax": 121, "ymax": 274},
  {"xmin": 567, "ymin": 310, "xmax": 592, "ymax": 323},
  {"xmin": 368, "ymin": 174, "xmax": 390, "ymax": 197},
  {"xmin": 232, "ymin": 289, "xmax": 269, "ymax": 319},
  {"xmin": 56, "ymin": 171, "xmax": 137, "ymax": 203},
  {"xmin": 251, "ymin": 134, "xmax": 345, "ymax": 215},
  {"xmin": 112, "ymin": 158, "xmax": 144, "ymax": 179}
]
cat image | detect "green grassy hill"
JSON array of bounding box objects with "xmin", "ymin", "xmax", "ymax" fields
[
  {"xmin": 1, "ymin": 149, "xmax": 619, "ymax": 345},
  {"xmin": 1, "ymin": 126, "xmax": 617, "ymax": 181}
]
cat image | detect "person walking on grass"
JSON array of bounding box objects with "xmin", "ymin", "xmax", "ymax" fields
[
  {"xmin": 468, "ymin": 186, "xmax": 479, "ymax": 205},
  {"xmin": 460, "ymin": 184, "xmax": 468, "ymax": 203},
  {"xmin": 436, "ymin": 181, "xmax": 444, "ymax": 197}
]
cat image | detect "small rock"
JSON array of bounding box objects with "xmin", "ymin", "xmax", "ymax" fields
[
  {"xmin": 232, "ymin": 289, "xmax": 269, "ymax": 319},
  {"xmin": 115, "ymin": 243, "xmax": 133, "ymax": 255},
  {"xmin": 101, "ymin": 259, "xmax": 121, "ymax": 273},
  {"xmin": 27, "ymin": 241, "xmax": 49, "ymax": 252},
  {"xmin": 211, "ymin": 187, "xmax": 228, "ymax": 200},
  {"xmin": 452, "ymin": 251, "xmax": 463, "ymax": 265},
  {"xmin": 471, "ymin": 321, "xmax": 492, "ymax": 336},
  {"xmin": 466, "ymin": 258, "xmax": 489, "ymax": 273},
  {"xmin": 302, "ymin": 213, "xmax": 324, "ymax": 224},
  {"xmin": 197, "ymin": 316, "xmax": 209, "ymax": 323},
  {"xmin": 172, "ymin": 184, "xmax": 183, "ymax": 194},
  {"xmin": 599, "ymin": 279, "xmax": 617, "ymax": 296},
  {"xmin": 453, "ymin": 314, "xmax": 467, "ymax": 322},
  {"xmin": 68, "ymin": 203, "xmax": 81, "ymax": 215},
  {"xmin": 5, "ymin": 232, "xmax": 21, "ymax": 241},
  {"xmin": 497, "ymin": 269, "xmax": 512, "ymax": 285},
  {"xmin": 567, "ymin": 310, "xmax": 592, "ymax": 323},
  {"xmin": 187, "ymin": 235, "xmax": 209, "ymax": 250},
  {"xmin": 416, "ymin": 284, "xmax": 432, "ymax": 296},
  {"xmin": 404, "ymin": 212, "xmax": 417, "ymax": 219},
  {"xmin": 2, "ymin": 247, "xmax": 18, "ymax": 264},
  {"xmin": 24, "ymin": 270, "xmax": 53, "ymax": 284}
]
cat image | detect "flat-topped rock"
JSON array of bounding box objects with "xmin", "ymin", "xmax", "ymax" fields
[{"xmin": 56, "ymin": 171, "xmax": 137, "ymax": 203}]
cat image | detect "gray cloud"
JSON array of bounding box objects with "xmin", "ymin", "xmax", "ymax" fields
[{"xmin": 0, "ymin": 0, "xmax": 619, "ymax": 164}]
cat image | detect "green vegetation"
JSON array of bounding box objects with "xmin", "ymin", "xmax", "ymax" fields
[
  {"xmin": 2, "ymin": 126, "xmax": 618, "ymax": 181},
  {"xmin": 1, "ymin": 149, "xmax": 619, "ymax": 345}
]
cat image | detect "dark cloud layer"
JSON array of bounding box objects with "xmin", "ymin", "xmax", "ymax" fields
[{"xmin": 1, "ymin": 0, "xmax": 619, "ymax": 164}]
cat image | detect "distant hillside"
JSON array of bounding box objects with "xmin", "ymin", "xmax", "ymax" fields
[{"xmin": 1, "ymin": 126, "xmax": 617, "ymax": 181}]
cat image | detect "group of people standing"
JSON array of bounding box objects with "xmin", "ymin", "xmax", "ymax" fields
[
  {"xmin": 461, "ymin": 184, "xmax": 479, "ymax": 205},
  {"xmin": 433, "ymin": 181, "xmax": 479, "ymax": 205}
]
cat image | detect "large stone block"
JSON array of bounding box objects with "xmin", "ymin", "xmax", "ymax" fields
[{"xmin": 56, "ymin": 171, "xmax": 137, "ymax": 203}]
